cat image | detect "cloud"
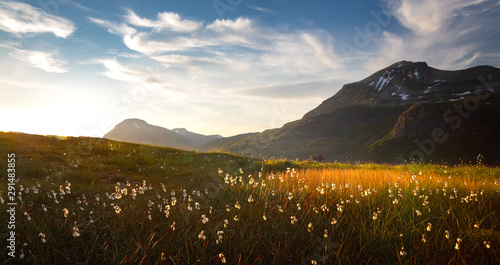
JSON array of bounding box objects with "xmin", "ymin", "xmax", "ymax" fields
[
  {"xmin": 365, "ymin": 0, "xmax": 500, "ymax": 70},
  {"xmin": 8, "ymin": 47, "xmax": 68, "ymax": 73},
  {"xmin": 247, "ymin": 5, "xmax": 278, "ymax": 15},
  {"xmin": 88, "ymin": 9, "xmax": 348, "ymax": 97},
  {"xmin": 392, "ymin": 0, "xmax": 488, "ymax": 35},
  {"xmin": 0, "ymin": 0, "xmax": 74, "ymax": 38},
  {"xmin": 125, "ymin": 9, "xmax": 202, "ymax": 33},
  {"xmin": 100, "ymin": 59, "xmax": 160, "ymax": 83}
]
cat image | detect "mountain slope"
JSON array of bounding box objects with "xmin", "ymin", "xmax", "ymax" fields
[
  {"xmin": 104, "ymin": 119, "xmax": 195, "ymax": 149},
  {"xmin": 172, "ymin": 128, "xmax": 223, "ymax": 146},
  {"xmin": 205, "ymin": 61, "xmax": 500, "ymax": 164}
]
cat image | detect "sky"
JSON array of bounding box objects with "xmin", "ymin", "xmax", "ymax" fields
[{"xmin": 1, "ymin": 0, "xmax": 499, "ymax": 137}]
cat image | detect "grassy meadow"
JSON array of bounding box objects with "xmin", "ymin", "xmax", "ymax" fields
[{"xmin": 1, "ymin": 132, "xmax": 500, "ymax": 264}]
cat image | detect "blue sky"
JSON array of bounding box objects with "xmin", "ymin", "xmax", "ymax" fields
[{"xmin": 1, "ymin": 0, "xmax": 499, "ymax": 137}]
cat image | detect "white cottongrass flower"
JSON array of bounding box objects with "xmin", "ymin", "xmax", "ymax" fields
[
  {"xmin": 307, "ymin": 223, "xmax": 313, "ymax": 232},
  {"xmin": 219, "ymin": 253, "xmax": 226, "ymax": 263},
  {"xmin": 72, "ymin": 223, "xmax": 80, "ymax": 237},
  {"xmin": 484, "ymin": 241, "xmax": 491, "ymax": 249},
  {"xmin": 202, "ymin": 214, "xmax": 209, "ymax": 224},
  {"xmin": 198, "ymin": 230, "xmax": 206, "ymax": 240},
  {"xmin": 455, "ymin": 238, "xmax": 462, "ymax": 250},
  {"xmin": 39, "ymin": 233, "xmax": 47, "ymax": 243}
]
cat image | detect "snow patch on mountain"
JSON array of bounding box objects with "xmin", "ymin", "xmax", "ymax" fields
[{"xmin": 375, "ymin": 71, "xmax": 395, "ymax": 92}]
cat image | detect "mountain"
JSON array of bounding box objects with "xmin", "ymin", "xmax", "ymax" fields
[
  {"xmin": 172, "ymin": 128, "xmax": 223, "ymax": 146},
  {"xmin": 104, "ymin": 119, "xmax": 223, "ymax": 149},
  {"xmin": 204, "ymin": 61, "xmax": 500, "ymax": 165}
]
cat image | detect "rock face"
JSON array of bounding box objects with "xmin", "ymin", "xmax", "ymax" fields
[{"xmin": 206, "ymin": 61, "xmax": 500, "ymax": 165}]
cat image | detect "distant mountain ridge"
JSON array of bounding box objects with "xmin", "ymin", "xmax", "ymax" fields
[{"xmin": 103, "ymin": 119, "xmax": 223, "ymax": 149}]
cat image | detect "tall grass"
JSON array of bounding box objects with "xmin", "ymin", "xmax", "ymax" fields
[{"xmin": 1, "ymin": 162, "xmax": 499, "ymax": 264}]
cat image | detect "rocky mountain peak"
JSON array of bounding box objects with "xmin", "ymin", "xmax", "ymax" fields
[{"xmin": 303, "ymin": 61, "xmax": 500, "ymax": 118}]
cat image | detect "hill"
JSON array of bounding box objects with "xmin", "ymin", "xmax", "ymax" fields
[{"xmin": 104, "ymin": 119, "xmax": 224, "ymax": 150}]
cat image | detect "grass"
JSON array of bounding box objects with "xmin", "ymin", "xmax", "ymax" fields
[{"xmin": 1, "ymin": 132, "xmax": 499, "ymax": 264}]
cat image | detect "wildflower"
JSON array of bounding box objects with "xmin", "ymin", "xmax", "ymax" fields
[
  {"xmin": 455, "ymin": 238, "xmax": 462, "ymax": 250},
  {"xmin": 331, "ymin": 218, "xmax": 337, "ymax": 225},
  {"xmin": 399, "ymin": 247, "xmax": 407, "ymax": 256},
  {"xmin": 63, "ymin": 208, "xmax": 69, "ymax": 218},
  {"xmin": 297, "ymin": 203, "xmax": 301, "ymax": 210},
  {"xmin": 263, "ymin": 213, "xmax": 267, "ymax": 221},
  {"xmin": 72, "ymin": 223, "xmax": 80, "ymax": 237},
  {"xmin": 148, "ymin": 211, "xmax": 152, "ymax": 221},
  {"xmin": 247, "ymin": 195, "xmax": 254, "ymax": 203},
  {"xmin": 278, "ymin": 206, "xmax": 284, "ymax": 213},
  {"xmin": 219, "ymin": 253, "xmax": 227, "ymax": 263},
  {"xmin": 308, "ymin": 223, "xmax": 313, "ymax": 232},
  {"xmin": 224, "ymin": 219, "xmax": 229, "ymax": 228},
  {"xmin": 474, "ymin": 223, "xmax": 480, "ymax": 229},
  {"xmin": 290, "ymin": 216, "xmax": 298, "ymax": 224},
  {"xmin": 324, "ymin": 229, "xmax": 328, "ymax": 238},
  {"xmin": 170, "ymin": 222, "xmax": 176, "ymax": 231},
  {"xmin": 198, "ymin": 230, "xmax": 206, "ymax": 240},
  {"xmin": 415, "ymin": 210, "xmax": 422, "ymax": 216},
  {"xmin": 202, "ymin": 214, "xmax": 209, "ymax": 224},
  {"xmin": 187, "ymin": 203, "xmax": 193, "ymax": 211},
  {"xmin": 421, "ymin": 234, "xmax": 426, "ymax": 243},
  {"xmin": 311, "ymin": 260, "xmax": 317, "ymax": 265},
  {"xmin": 234, "ymin": 215, "xmax": 239, "ymax": 221},
  {"xmin": 195, "ymin": 202, "xmax": 200, "ymax": 210},
  {"xmin": 114, "ymin": 205, "xmax": 121, "ymax": 214},
  {"xmin": 288, "ymin": 192, "xmax": 293, "ymax": 200},
  {"xmin": 235, "ymin": 201, "xmax": 241, "ymax": 209},
  {"xmin": 445, "ymin": 230, "xmax": 450, "ymax": 239},
  {"xmin": 42, "ymin": 204, "xmax": 47, "ymax": 212},
  {"xmin": 484, "ymin": 241, "xmax": 491, "ymax": 249},
  {"xmin": 39, "ymin": 233, "xmax": 47, "ymax": 243},
  {"xmin": 426, "ymin": 223, "xmax": 432, "ymax": 232},
  {"xmin": 24, "ymin": 212, "xmax": 31, "ymax": 221},
  {"xmin": 216, "ymin": 230, "xmax": 224, "ymax": 244},
  {"xmin": 372, "ymin": 212, "xmax": 378, "ymax": 220}
]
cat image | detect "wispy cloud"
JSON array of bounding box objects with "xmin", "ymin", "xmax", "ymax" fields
[
  {"xmin": 0, "ymin": 0, "xmax": 75, "ymax": 38},
  {"xmin": 100, "ymin": 59, "xmax": 159, "ymax": 83},
  {"xmin": 247, "ymin": 5, "xmax": 278, "ymax": 15},
  {"xmin": 366, "ymin": 0, "xmax": 500, "ymax": 70},
  {"xmin": 8, "ymin": 47, "xmax": 68, "ymax": 73},
  {"xmin": 125, "ymin": 9, "xmax": 202, "ymax": 33}
]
